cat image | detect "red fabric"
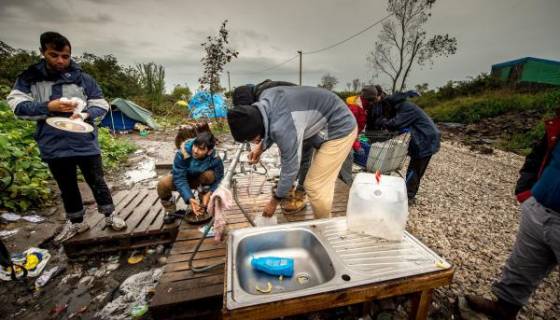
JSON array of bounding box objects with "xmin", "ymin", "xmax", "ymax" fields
[
  {"xmin": 516, "ymin": 190, "xmax": 532, "ymax": 203},
  {"xmin": 539, "ymin": 117, "xmax": 560, "ymax": 177},
  {"xmin": 352, "ymin": 140, "xmax": 361, "ymax": 152},
  {"xmin": 347, "ymin": 103, "xmax": 367, "ymax": 133}
]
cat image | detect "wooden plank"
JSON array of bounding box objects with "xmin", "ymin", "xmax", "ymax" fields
[
  {"xmin": 151, "ymin": 283, "xmax": 224, "ymax": 310},
  {"xmin": 125, "ymin": 191, "xmax": 160, "ymax": 230},
  {"xmin": 170, "ymin": 239, "xmax": 225, "ymax": 255},
  {"xmin": 136, "ymin": 204, "xmax": 164, "ymax": 233},
  {"xmin": 160, "ymin": 267, "xmax": 223, "ymax": 283},
  {"xmin": 166, "ymin": 248, "xmax": 227, "ymax": 264},
  {"xmin": 223, "ymin": 269, "xmax": 454, "ymax": 320},
  {"xmin": 163, "ymin": 256, "xmax": 225, "ymax": 273}
]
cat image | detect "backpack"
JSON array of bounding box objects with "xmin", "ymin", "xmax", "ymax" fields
[{"xmin": 232, "ymin": 79, "xmax": 296, "ymax": 106}]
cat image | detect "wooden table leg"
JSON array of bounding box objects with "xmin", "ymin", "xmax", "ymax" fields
[{"xmin": 409, "ymin": 289, "xmax": 433, "ymax": 320}]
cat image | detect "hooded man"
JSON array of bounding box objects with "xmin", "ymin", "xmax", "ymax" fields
[
  {"xmin": 375, "ymin": 91, "xmax": 440, "ymax": 200},
  {"xmin": 227, "ymin": 86, "xmax": 357, "ymax": 219}
]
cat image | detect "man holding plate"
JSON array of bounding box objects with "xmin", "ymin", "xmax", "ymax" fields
[{"xmin": 7, "ymin": 31, "xmax": 126, "ymax": 243}]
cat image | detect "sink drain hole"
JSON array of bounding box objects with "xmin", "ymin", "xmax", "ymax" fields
[
  {"xmin": 296, "ymin": 272, "xmax": 311, "ymax": 284},
  {"xmin": 341, "ymin": 274, "xmax": 351, "ymax": 281}
]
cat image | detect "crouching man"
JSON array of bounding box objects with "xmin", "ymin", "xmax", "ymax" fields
[{"xmin": 157, "ymin": 132, "xmax": 224, "ymax": 217}]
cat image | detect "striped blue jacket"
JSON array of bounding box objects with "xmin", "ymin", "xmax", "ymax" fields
[{"xmin": 7, "ymin": 60, "xmax": 110, "ymax": 160}]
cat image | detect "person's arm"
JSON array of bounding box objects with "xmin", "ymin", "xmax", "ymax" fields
[
  {"xmin": 172, "ymin": 151, "xmax": 194, "ymax": 203},
  {"xmin": 378, "ymin": 103, "xmax": 418, "ymax": 130},
  {"xmin": 7, "ymin": 77, "xmax": 50, "ymax": 120},
  {"xmin": 82, "ymin": 74, "xmax": 110, "ymax": 121},
  {"xmin": 515, "ymin": 134, "xmax": 548, "ymax": 202},
  {"xmin": 209, "ymin": 157, "xmax": 225, "ymax": 192},
  {"xmin": 275, "ymin": 131, "xmax": 302, "ymax": 198}
]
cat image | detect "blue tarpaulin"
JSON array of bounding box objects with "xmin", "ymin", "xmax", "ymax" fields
[{"xmin": 188, "ymin": 91, "xmax": 228, "ymax": 119}]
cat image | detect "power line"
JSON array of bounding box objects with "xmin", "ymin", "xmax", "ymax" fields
[
  {"xmin": 235, "ymin": 54, "xmax": 299, "ymax": 75},
  {"xmin": 303, "ymin": 13, "xmax": 393, "ymax": 55}
]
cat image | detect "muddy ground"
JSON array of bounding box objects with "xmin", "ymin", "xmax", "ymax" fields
[{"xmin": 1, "ymin": 126, "xmax": 558, "ymax": 320}]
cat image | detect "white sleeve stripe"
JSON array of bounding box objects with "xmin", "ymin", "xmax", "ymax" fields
[
  {"xmin": 6, "ymin": 89, "xmax": 34, "ymax": 111},
  {"xmin": 87, "ymin": 98, "xmax": 109, "ymax": 111}
]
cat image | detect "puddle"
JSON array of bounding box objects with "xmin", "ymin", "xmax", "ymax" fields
[{"xmin": 124, "ymin": 158, "xmax": 157, "ymax": 185}]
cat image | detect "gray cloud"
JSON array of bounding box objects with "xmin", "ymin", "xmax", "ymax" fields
[{"xmin": 1, "ymin": 0, "xmax": 559, "ymax": 92}]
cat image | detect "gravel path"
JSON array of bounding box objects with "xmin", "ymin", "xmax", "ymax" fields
[{"xmin": 407, "ymin": 141, "xmax": 559, "ymax": 319}]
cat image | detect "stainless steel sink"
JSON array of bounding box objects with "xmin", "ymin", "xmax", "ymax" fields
[
  {"xmin": 235, "ymin": 229, "xmax": 335, "ymax": 295},
  {"xmin": 226, "ymin": 217, "xmax": 451, "ymax": 310}
]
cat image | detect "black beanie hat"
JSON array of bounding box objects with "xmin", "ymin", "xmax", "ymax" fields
[{"xmin": 227, "ymin": 105, "xmax": 264, "ymax": 142}]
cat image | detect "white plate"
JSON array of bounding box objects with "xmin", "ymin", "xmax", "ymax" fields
[{"xmin": 46, "ymin": 117, "xmax": 94, "ymax": 133}]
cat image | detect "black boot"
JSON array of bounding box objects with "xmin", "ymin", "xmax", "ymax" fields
[{"xmin": 465, "ymin": 295, "xmax": 521, "ymax": 320}]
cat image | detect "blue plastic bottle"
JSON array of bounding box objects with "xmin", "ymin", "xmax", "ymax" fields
[{"xmin": 251, "ymin": 256, "xmax": 294, "ymax": 277}]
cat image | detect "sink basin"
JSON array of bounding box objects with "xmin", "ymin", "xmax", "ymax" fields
[
  {"xmin": 235, "ymin": 229, "xmax": 335, "ymax": 295},
  {"xmin": 226, "ymin": 217, "xmax": 452, "ymax": 310}
]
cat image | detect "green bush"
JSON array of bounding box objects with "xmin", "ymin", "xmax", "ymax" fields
[
  {"xmin": 0, "ymin": 101, "xmax": 136, "ymax": 212},
  {"xmin": 98, "ymin": 127, "xmax": 137, "ymax": 170},
  {"xmin": 423, "ymin": 89, "xmax": 560, "ymax": 123},
  {"xmin": 0, "ymin": 101, "xmax": 52, "ymax": 211}
]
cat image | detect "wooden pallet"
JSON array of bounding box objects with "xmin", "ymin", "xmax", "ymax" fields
[
  {"xmin": 63, "ymin": 188, "xmax": 181, "ymax": 258},
  {"xmin": 149, "ymin": 176, "xmax": 350, "ymax": 319}
]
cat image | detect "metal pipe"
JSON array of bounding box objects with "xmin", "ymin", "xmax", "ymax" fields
[{"xmin": 188, "ymin": 142, "xmax": 246, "ymax": 273}]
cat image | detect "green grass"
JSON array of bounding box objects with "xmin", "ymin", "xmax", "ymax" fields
[{"xmin": 415, "ymin": 89, "xmax": 560, "ymax": 155}]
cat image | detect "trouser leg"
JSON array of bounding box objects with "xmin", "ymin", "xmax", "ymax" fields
[
  {"xmin": 157, "ymin": 174, "xmax": 176, "ymax": 201},
  {"xmin": 296, "ymin": 140, "xmax": 314, "ymax": 192},
  {"xmin": 305, "ymin": 127, "xmax": 357, "ymax": 219},
  {"xmin": 77, "ymin": 155, "xmax": 114, "ymax": 216},
  {"xmin": 47, "ymin": 157, "xmax": 84, "ymax": 223},
  {"xmin": 338, "ymin": 151, "xmax": 354, "ymax": 186},
  {"xmin": 492, "ymin": 197, "xmax": 560, "ymax": 306},
  {"xmin": 405, "ymin": 155, "xmax": 432, "ymax": 199}
]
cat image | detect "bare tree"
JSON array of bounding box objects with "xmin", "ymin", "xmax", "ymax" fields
[
  {"xmin": 368, "ymin": 0, "xmax": 457, "ymax": 93},
  {"xmin": 352, "ymin": 78, "xmax": 361, "ymax": 92},
  {"xmin": 318, "ymin": 73, "xmax": 338, "ymax": 91},
  {"xmin": 199, "ymin": 20, "xmax": 238, "ymax": 119}
]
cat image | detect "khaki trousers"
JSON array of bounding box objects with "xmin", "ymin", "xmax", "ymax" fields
[{"xmin": 304, "ymin": 127, "xmax": 357, "ymax": 219}]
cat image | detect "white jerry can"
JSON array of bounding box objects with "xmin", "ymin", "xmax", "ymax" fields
[{"xmin": 346, "ymin": 172, "xmax": 409, "ymax": 241}]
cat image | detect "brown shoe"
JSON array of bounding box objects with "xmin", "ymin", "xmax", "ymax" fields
[
  {"xmin": 465, "ymin": 295, "xmax": 520, "ymax": 320},
  {"xmin": 280, "ymin": 187, "xmax": 306, "ymax": 214}
]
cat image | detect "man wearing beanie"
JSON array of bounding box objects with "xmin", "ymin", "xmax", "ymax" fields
[{"xmin": 228, "ymin": 86, "xmax": 357, "ymax": 219}]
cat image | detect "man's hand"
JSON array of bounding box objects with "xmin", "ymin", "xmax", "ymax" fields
[
  {"xmin": 190, "ymin": 198, "xmax": 203, "ymax": 216},
  {"xmin": 201, "ymin": 192, "xmax": 212, "ymax": 207},
  {"xmin": 69, "ymin": 113, "xmax": 88, "ymax": 121},
  {"xmin": 248, "ymin": 141, "xmax": 263, "ymax": 164},
  {"xmin": 48, "ymin": 99, "xmax": 76, "ymax": 113},
  {"xmin": 262, "ymin": 197, "xmax": 278, "ymax": 217}
]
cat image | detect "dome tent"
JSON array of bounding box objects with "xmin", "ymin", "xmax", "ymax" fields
[{"xmin": 100, "ymin": 98, "xmax": 159, "ymax": 132}]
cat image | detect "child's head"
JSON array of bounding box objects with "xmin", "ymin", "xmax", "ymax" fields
[
  {"xmin": 175, "ymin": 122, "xmax": 211, "ymax": 149},
  {"xmin": 192, "ymin": 132, "xmax": 216, "ymax": 160}
]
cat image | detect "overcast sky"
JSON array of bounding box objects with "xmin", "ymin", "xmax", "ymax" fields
[{"xmin": 1, "ymin": 0, "xmax": 559, "ymax": 93}]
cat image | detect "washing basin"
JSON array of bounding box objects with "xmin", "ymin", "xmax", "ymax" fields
[
  {"xmin": 235, "ymin": 229, "xmax": 335, "ymax": 295},
  {"xmin": 226, "ymin": 217, "xmax": 452, "ymax": 310}
]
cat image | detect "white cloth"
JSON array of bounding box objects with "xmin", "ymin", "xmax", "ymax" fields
[{"xmin": 207, "ymin": 186, "xmax": 233, "ymax": 242}]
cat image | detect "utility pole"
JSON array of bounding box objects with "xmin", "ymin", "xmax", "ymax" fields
[
  {"xmin": 227, "ymin": 71, "xmax": 231, "ymax": 92},
  {"xmin": 297, "ymin": 50, "xmax": 302, "ymax": 86}
]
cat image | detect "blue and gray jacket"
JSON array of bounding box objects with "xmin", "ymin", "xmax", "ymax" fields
[
  {"xmin": 255, "ymin": 86, "xmax": 357, "ymax": 198},
  {"xmin": 173, "ymin": 139, "xmax": 224, "ymax": 203},
  {"xmin": 381, "ymin": 92, "xmax": 440, "ymax": 159},
  {"xmin": 7, "ymin": 60, "xmax": 109, "ymax": 160}
]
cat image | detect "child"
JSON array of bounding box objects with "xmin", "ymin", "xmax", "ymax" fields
[{"xmin": 157, "ymin": 131, "xmax": 224, "ymax": 218}]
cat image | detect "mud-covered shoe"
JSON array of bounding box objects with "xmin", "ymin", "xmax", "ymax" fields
[
  {"xmin": 105, "ymin": 215, "xmax": 127, "ymax": 231},
  {"xmin": 54, "ymin": 221, "xmax": 89, "ymax": 244},
  {"xmin": 161, "ymin": 195, "xmax": 177, "ymax": 215},
  {"xmin": 280, "ymin": 187, "xmax": 306, "ymax": 214}
]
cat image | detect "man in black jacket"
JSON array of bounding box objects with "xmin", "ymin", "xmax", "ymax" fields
[
  {"xmin": 466, "ymin": 109, "xmax": 560, "ymax": 319},
  {"xmin": 375, "ymin": 92, "xmax": 441, "ymax": 200}
]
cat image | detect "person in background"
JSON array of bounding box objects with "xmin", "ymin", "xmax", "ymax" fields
[
  {"xmin": 466, "ymin": 108, "xmax": 560, "ymax": 320},
  {"xmin": 7, "ymin": 32, "xmax": 124, "ymax": 243},
  {"xmin": 157, "ymin": 131, "xmax": 224, "ymax": 219},
  {"xmin": 375, "ymin": 91, "xmax": 440, "ymax": 200},
  {"xmin": 227, "ymin": 86, "xmax": 357, "ymax": 219},
  {"xmin": 338, "ymin": 85, "xmax": 381, "ymax": 185}
]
